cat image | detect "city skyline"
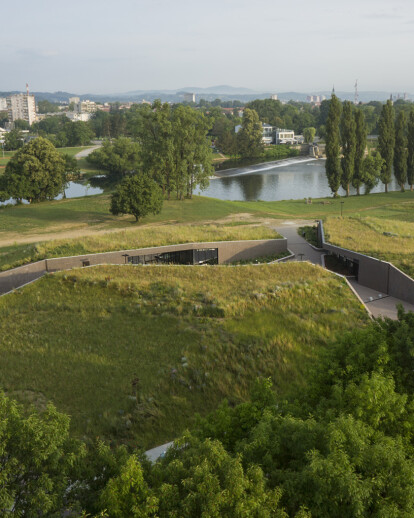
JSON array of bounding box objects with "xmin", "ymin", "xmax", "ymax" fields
[{"xmin": 1, "ymin": 0, "xmax": 414, "ymax": 94}]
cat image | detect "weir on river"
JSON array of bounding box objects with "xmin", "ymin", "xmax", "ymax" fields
[{"xmin": 195, "ymin": 158, "xmax": 404, "ymax": 202}]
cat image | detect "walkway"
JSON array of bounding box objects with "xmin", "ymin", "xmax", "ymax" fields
[
  {"xmin": 75, "ymin": 144, "xmax": 101, "ymax": 159},
  {"xmin": 274, "ymin": 222, "xmax": 413, "ymax": 320}
]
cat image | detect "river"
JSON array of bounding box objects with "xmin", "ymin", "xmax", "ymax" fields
[{"xmin": 195, "ymin": 157, "xmax": 404, "ymax": 201}]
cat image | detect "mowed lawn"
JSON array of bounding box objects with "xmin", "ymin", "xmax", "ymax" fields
[
  {"xmin": 324, "ymin": 202, "xmax": 414, "ymax": 277},
  {"xmin": 0, "ymin": 263, "xmax": 368, "ymax": 448}
]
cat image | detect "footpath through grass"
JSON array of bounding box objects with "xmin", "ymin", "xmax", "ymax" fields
[
  {"xmin": 0, "ymin": 262, "xmax": 368, "ymax": 448},
  {"xmin": 324, "ymin": 202, "xmax": 414, "ymax": 277}
]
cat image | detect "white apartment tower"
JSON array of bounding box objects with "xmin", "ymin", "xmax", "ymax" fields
[{"xmin": 7, "ymin": 93, "xmax": 36, "ymax": 125}]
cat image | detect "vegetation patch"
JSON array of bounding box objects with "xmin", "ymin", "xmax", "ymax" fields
[
  {"xmin": 0, "ymin": 263, "xmax": 367, "ymax": 448},
  {"xmin": 324, "ymin": 206, "xmax": 414, "ymax": 277},
  {"xmin": 298, "ymin": 225, "xmax": 319, "ymax": 247}
]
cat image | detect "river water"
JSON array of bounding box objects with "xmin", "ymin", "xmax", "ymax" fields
[
  {"xmin": 195, "ymin": 157, "xmax": 403, "ymax": 201},
  {"xmin": 0, "ymin": 158, "xmax": 406, "ymax": 207}
]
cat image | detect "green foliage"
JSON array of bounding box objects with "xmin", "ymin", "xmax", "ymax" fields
[
  {"xmin": 87, "ymin": 137, "xmax": 141, "ymax": 179},
  {"xmin": 237, "ymin": 108, "xmax": 264, "ymax": 158},
  {"xmin": 378, "ymin": 99, "xmax": 395, "ymax": 192},
  {"xmin": 37, "ymin": 100, "xmax": 61, "ymax": 114},
  {"xmin": 303, "ymin": 127, "xmax": 316, "ymax": 144},
  {"xmin": 325, "ymin": 95, "xmax": 342, "ymax": 196},
  {"xmin": 110, "ymin": 174, "xmax": 163, "ymax": 221},
  {"xmin": 137, "ymin": 101, "xmax": 213, "ymax": 199},
  {"xmin": 340, "ymin": 101, "xmax": 356, "ymax": 196},
  {"xmin": 1, "ymin": 137, "xmax": 66, "ymax": 202},
  {"xmin": 353, "ymin": 110, "xmax": 367, "ymax": 195},
  {"xmin": 361, "ymin": 152, "xmax": 384, "ymax": 194},
  {"xmin": 394, "ymin": 110, "xmax": 408, "ymax": 191},
  {"xmin": 4, "ymin": 129, "xmax": 24, "ymax": 151},
  {"xmin": 407, "ymin": 109, "xmax": 414, "ymax": 190},
  {"xmin": 0, "ymin": 392, "xmax": 80, "ymax": 516}
]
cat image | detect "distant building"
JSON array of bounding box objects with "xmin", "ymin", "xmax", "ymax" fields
[
  {"xmin": 0, "ymin": 97, "xmax": 7, "ymax": 111},
  {"xmin": 275, "ymin": 128, "xmax": 295, "ymax": 144},
  {"xmin": 69, "ymin": 96, "xmax": 80, "ymax": 105},
  {"xmin": 306, "ymin": 94, "xmax": 326, "ymax": 106},
  {"xmin": 66, "ymin": 112, "xmax": 92, "ymax": 122},
  {"xmin": 182, "ymin": 92, "xmax": 196, "ymax": 103},
  {"xmin": 271, "ymin": 94, "xmax": 278, "ymax": 101},
  {"xmin": 74, "ymin": 100, "xmax": 97, "ymax": 114},
  {"xmin": 262, "ymin": 123, "xmax": 274, "ymax": 144},
  {"xmin": 6, "ymin": 93, "xmax": 36, "ymax": 125}
]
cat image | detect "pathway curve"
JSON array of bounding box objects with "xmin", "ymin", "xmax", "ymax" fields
[
  {"xmin": 273, "ymin": 222, "xmax": 413, "ymax": 320},
  {"xmin": 75, "ymin": 144, "xmax": 101, "ymax": 159}
]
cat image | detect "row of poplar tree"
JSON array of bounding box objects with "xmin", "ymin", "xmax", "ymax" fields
[{"xmin": 325, "ymin": 95, "xmax": 414, "ymax": 196}]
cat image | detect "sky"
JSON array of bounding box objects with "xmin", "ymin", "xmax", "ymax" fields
[{"xmin": 1, "ymin": 0, "xmax": 414, "ymax": 94}]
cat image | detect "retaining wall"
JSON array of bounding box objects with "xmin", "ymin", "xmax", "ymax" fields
[
  {"xmin": 319, "ymin": 220, "xmax": 414, "ymax": 305},
  {"xmin": 0, "ymin": 238, "xmax": 287, "ymax": 294},
  {"xmin": 0, "ymin": 261, "xmax": 47, "ymax": 294}
]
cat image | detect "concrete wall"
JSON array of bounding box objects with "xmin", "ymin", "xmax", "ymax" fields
[
  {"xmin": 0, "ymin": 260, "xmax": 47, "ymax": 294},
  {"xmin": 45, "ymin": 239, "xmax": 287, "ymax": 271},
  {"xmin": 319, "ymin": 220, "xmax": 414, "ymax": 305},
  {"xmin": 0, "ymin": 239, "xmax": 287, "ymax": 294}
]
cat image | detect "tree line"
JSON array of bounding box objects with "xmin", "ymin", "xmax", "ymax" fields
[
  {"xmin": 1, "ymin": 309, "xmax": 414, "ymax": 516},
  {"xmin": 326, "ymin": 95, "xmax": 414, "ymax": 196}
]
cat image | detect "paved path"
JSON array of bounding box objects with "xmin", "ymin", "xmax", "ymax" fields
[
  {"xmin": 145, "ymin": 441, "xmax": 174, "ymax": 462},
  {"xmin": 274, "ymin": 221, "xmax": 324, "ymax": 265},
  {"xmin": 75, "ymin": 144, "xmax": 101, "ymax": 159},
  {"xmin": 274, "ymin": 222, "xmax": 413, "ymax": 320}
]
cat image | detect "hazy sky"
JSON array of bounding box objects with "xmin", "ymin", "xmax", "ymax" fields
[{"xmin": 1, "ymin": 0, "xmax": 414, "ymax": 94}]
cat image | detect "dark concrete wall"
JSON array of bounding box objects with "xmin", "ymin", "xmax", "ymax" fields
[
  {"xmin": 44, "ymin": 239, "xmax": 287, "ymax": 271},
  {"xmin": 0, "ymin": 239, "xmax": 287, "ymax": 294},
  {"xmin": 319, "ymin": 221, "xmax": 414, "ymax": 305},
  {"xmin": 0, "ymin": 261, "xmax": 47, "ymax": 294}
]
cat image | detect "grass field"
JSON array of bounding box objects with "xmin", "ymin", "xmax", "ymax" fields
[
  {"xmin": 0, "ymin": 223, "xmax": 280, "ymax": 271},
  {"xmin": 324, "ymin": 202, "xmax": 414, "ymax": 277},
  {"xmin": 0, "ymin": 262, "xmax": 368, "ymax": 448}
]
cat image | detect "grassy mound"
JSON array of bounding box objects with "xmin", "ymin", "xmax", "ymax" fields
[
  {"xmin": 0, "ymin": 263, "xmax": 368, "ymax": 448},
  {"xmin": 324, "ymin": 204, "xmax": 414, "ymax": 277}
]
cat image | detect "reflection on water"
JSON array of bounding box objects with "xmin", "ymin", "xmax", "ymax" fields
[
  {"xmin": 0, "ymin": 181, "xmax": 104, "ymax": 206},
  {"xmin": 196, "ymin": 159, "xmax": 405, "ymax": 201}
]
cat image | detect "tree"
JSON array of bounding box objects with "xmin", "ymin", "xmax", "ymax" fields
[
  {"xmin": 110, "ymin": 174, "xmax": 163, "ymax": 222},
  {"xmin": 394, "ymin": 110, "xmax": 408, "ymax": 191},
  {"xmin": 303, "ymin": 127, "xmax": 316, "ymax": 144},
  {"xmin": 13, "ymin": 119, "xmax": 30, "ymax": 131},
  {"xmin": 237, "ymin": 108, "xmax": 264, "ymax": 158},
  {"xmin": 137, "ymin": 101, "xmax": 212, "ymax": 200},
  {"xmin": 0, "ymin": 392, "xmax": 80, "ymax": 516},
  {"xmin": 87, "ymin": 137, "xmax": 140, "ymax": 180},
  {"xmin": 361, "ymin": 151, "xmax": 383, "ymax": 194},
  {"xmin": 1, "ymin": 137, "xmax": 66, "ymax": 202},
  {"xmin": 353, "ymin": 109, "xmax": 367, "ymax": 195},
  {"xmin": 340, "ymin": 101, "xmax": 356, "ymax": 196},
  {"xmin": 407, "ymin": 109, "xmax": 414, "ymax": 191},
  {"xmin": 378, "ymin": 99, "xmax": 395, "ymax": 192},
  {"xmin": 64, "ymin": 121, "xmax": 95, "ymax": 146},
  {"xmin": 37, "ymin": 100, "xmax": 60, "ymax": 114},
  {"xmin": 100, "ymin": 455, "xmax": 158, "ymax": 517},
  {"xmin": 170, "ymin": 105, "xmax": 213, "ymax": 199},
  {"xmin": 325, "ymin": 94, "xmax": 342, "ymax": 197},
  {"xmin": 4, "ymin": 129, "xmax": 24, "ymax": 150}
]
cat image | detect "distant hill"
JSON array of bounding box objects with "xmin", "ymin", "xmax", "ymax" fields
[{"xmin": 0, "ymin": 88, "xmax": 411, "ymax": 104}]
